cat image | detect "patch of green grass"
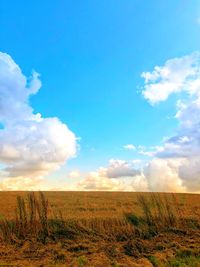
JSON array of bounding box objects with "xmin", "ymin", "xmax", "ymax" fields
[
  {"xmin": 176, "ymin": 248, "xmax": 194, "ymax": 258},
  {"xmin": 166, "ymin": 256, "xmax": 200, "ymax": 267},
  {"xmin": 166, "ymin": 249, "xmax": 200, "ymax": 267},
  {"xmin": 77, "ymin": 256, "xmax": 87, "ymax": 267},
  {"xmin": 155, "ymin": 243, "xmax": 165, "ymax": 251},
  {"xmin": 125, "ymin": 213, "xmax": 141, "ymax": 226},
  {"xmin": 147, "ymin": 255, "xmax": 160, "ymax": 267},
  {"xmin": 112, "ymin": 262, "xmax": 121, "ymax": 267}
]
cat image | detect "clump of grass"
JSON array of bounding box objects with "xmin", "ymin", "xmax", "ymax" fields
[
  {"xmin": 0, "ymin": 193, "xmax": 102, "ymax": 244},
  {"xmin": 53, "ymin": 252, "xmax": 66, "ymax": 264},
  {"xmin": 176, "ymin": 248, "xmax": 200, "ymax": 258},
  {"xmin": 167, "ymin": 248, "xmax": 200, "ymax": 266},
  {"xmin": 105, "ymin": 244, "xmax": 118, "ymax": 258},
  {"xmin": 123, "ymin": 239, "xmax": 149, "ymax": 257},
  {"xmin": 16, "ymin": 195, "xmax": 27, "ymax": 239},
  {"xmin": 133, "ymin": 193, "xmax": 180, "ymax": 236},
  {"xmin": 155, "ymin": 243, "xmax": 165, "ymax": 251},
  {"xmin": 146, "ymin": 255, "xmax": 160, "ymax": 267},
  {"xmin": 125, "ymin": 213, "xmax": 141, "ymax": 226},
  {"xmin": 112, "ymin": 263, "xmax": 120, "ymax": 267},
  {"xmin": 0, "ymin": 192, "xmax": 49, "ymax": 243},
  {"xmin": 77, "ymin": 256, "xmax": 87, "ymax": 267},
  {"xmin": 0, "ymin": 219, "xmax": 15, "ymax": 243},
  {"xmin": 137, "ymin": 195, "xmax": 154, "ymax": 227},
  {"xmin": 36, "ymin": 192, "xmax": 49, "ymax": 243},
  {"xmin": 167, "ymin": 257, "xmax": 200, "ymax": 267},
  {"xmin": 124, "ymin": 193, "xmax": 195, "ymax": 240}
]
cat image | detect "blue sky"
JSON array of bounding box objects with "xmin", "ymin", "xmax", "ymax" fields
[{"xmin": 0, "ymin": 1, "xmax": 200, "ymax": 191}]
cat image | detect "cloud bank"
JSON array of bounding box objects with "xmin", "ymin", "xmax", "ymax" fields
[
  {"xmin": 0, "ymin": 52, "xmax": 77, "ymax": 190},
  {"xmin": 77, "ymin": 159, "xmax": 148, "ymax": 191},
  {"xmin": 79, "ymin": 52, "xmax": 200, "ymax": 193},
  {"xmin": 1, "ymin": 51, "xmax": 199, "ymax": 193},
  {"xmin": 141, "ymin": 51, "xmax": 200, "ymax": 192}
]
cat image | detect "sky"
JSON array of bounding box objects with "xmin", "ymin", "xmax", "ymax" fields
[{"xmin": 0, "ymin": 1, "xmax": 200, "ymax": 192}]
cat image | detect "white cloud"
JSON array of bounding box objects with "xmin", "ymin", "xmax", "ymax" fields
[
  {"xmin": 142, "ymin": 52, "xmax": 200, "ymax": 104},
  {"xmin": 105, "ymin": 159, "xmax": 140, "ymax": 178},
  {"xmin": 123, "ymin": 144, "xmax": 136, "ymax": 150},
  {"xmin": 77, "ymin": 159, "xmax": 146, "ymax": 191},
  {"xmin": 128, "ymin": 173, "xmax": 149, "ymax": 192},
  {"xmin": 144, "ymin": 158, "xmax": 186, "ymax": 192},
  {"xmin": 77, "ymin": 171, "xmax": 125, "ymax": 191},
  {"xmin": 0, "ymin": 52, "xmax": 77, "ymax": 189},
  {"xmin": 69, "ymin": 171, "xmax": 80, "ymax": 178},
  {"xmin": 140, "ymin": 51, "xmax": 200, "ymax": 193},
  {"xmin": 2, "ymin": 50, "xmax": 200, "ymax": 193},
  {"xmin": 76, "ymin": 51, "xmax": 200, "ymax": 193},
  {"xmin": 0, "ymin": 176, "xmax": 43, "ymax": 191},
  {"xmin": 179, "ymin": 158, "xmax": 200, "ymax": 191}
]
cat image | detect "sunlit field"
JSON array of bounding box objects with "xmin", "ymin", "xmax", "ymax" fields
[{"xmin": 0, "ymin": 192, "xmax": 199, "ymax": 266}]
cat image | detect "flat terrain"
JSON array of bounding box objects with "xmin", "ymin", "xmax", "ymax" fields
[{"xmin": 0, "ymin": 192, "xmax": 199, "ymax": 266}]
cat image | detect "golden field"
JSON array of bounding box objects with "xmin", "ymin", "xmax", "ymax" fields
[{"xmin": 0, "ymin": 191, "xmax": 199, "ymax": 266}]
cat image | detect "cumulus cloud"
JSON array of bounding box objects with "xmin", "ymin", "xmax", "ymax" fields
[
  {"xmin": 78, "ymin": 171, "xmax": 125, "ymax": 191},
  {"xmin": 0, "ymin": 177, "xmax": 43, "ymax": 191},
  {"xmin": 78, "ymin": 52, "xmax": 199, "ymax": 193},
  {"xmin": 142, "ymin": 52, "xmax": 200, "ymax": 104},
  {"xmin": 77, "ymin": 159, "xmax": 145, "ymax": 191},
  {"xmin": 141, "ymin": 51, "xmax": 200, "ymax": 193},
  {"xmin": 46, "ymin": 51, "xmax": 200, "ymax": 193},
  {"xmin": 105, "ymin": 159, "xmax": 140, "ymax": 178},
  {"xmin": 78, "ymin": 52, "xmax": 200, "ymax": 193},
  {"xmin": 144, "ymin": 158, "xmax": 186, "ymax": 192},
  {"xmin": 128, "ymin": 173, "xmax": 149, "ymax": 192},
  {"xmin": 0, "ymin": 52, "xmax": 77, "ymax": 190}
]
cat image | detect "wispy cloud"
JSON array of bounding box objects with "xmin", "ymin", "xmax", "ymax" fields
[{"xmin": 123, "ymin": 144, "xmax": 136, "ymax": 150}]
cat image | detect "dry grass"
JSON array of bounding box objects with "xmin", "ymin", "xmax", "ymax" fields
[
  {"xmin": 0, "ymin": 192, "xmax": 49, "ymax": 243},
  {"xmin": 0, "ymin": 191, "xmax": 199, "ymax": 266}
]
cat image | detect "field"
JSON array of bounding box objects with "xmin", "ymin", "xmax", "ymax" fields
[{"xmin": 0, "ymin": 192, "xmax": 200, "ymax": 266}]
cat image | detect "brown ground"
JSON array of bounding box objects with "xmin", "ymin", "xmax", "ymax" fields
[{"xmin": 0, "ymin": 192, "xmax": 200, "ymax": 266}]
